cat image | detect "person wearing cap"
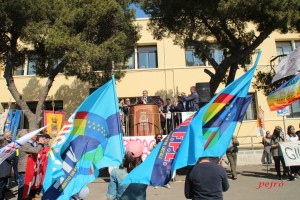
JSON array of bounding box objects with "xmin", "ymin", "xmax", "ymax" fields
[
  {"xmin": 185, "ymin": 157, "xmax": 229, "ymax": 200},
  {"xmin": 107, "ymin": 141, "xmax": 147, "ymax": 200}
]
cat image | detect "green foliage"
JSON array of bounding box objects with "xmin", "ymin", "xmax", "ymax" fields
[
  {"xmin": 137, "ymin": 0, "xmax": 300, "ymax": 94},
  {"xmin": 0, "ymin": 0, "xmax": 140, "ymax": 86},
  {"xmin": 254, "ymin": 67, "xmax": 294, "ymax": 96}
]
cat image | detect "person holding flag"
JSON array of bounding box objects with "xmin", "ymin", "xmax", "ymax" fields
[{"xmin": 107, "ymin": 141, "xmax": 147, "ymax": 200}]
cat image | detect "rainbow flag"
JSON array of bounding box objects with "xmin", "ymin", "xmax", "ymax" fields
[
  {"xmin": 122, "ymin": 51, "xmax": 261, "ymax": 186},
  {"xmin": 267, "ymin": 73, "xmax": 300, "ymax": 111},
  {"xmin": 43, "ymin": 76, "xmax": 124, "ymax": 200}
]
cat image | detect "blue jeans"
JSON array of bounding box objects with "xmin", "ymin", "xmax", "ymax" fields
[{"xmin": 17, "ymin": 172, "xmax": 25, "ymax": 200}]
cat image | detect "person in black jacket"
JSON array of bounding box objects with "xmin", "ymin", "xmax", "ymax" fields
[
  {"xmin": 0, "ymin": 135, "xmax": 15, "ymax": 200},
  {"xmin": 185, "ymin": 157, "xmax": 229, "ymax": 200}
]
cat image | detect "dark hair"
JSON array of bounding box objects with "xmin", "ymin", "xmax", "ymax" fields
[
  {"xmin": 155, "ymin": 133, "xmax": 163, "ymax": 140},
  {"xmin": 120, "ymin": 151, "xmax": 143, "ymax": 173},
  {"xmin": 287, "ymin": 125, "xmax": 295, "ymax": 136},
  {"xmin": 0, "ymin": 135, "xmax": 6, "ymax": 145},
  {"xmin": 273, "ymin": 128, "xmax": 281, "ymax": 138}
]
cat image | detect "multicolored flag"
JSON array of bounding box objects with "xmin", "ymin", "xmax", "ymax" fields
[
  {"xmin": 42, "ymin": 76, "xmax": 125, "ymax": 200},
  {"xmin": 267, "ymin": 73, "xmax": 300, "ymax": 111},
  {"xmin": 122, "ymin": 51, "xmax": 261, "ymax": 186},
  {"xmin": 0, "ymin": 126, "xmax": 48, "ymax": 165}
]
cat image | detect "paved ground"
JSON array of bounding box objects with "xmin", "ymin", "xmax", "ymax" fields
[{"xmin": 5, "ymin": 164, "xmax": 300, "ymax": 200}]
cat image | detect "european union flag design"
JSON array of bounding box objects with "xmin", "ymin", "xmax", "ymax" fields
[
  {"xmin": 42, "ymin": 76, "xmax": 124, "ymax": 200},
  {"xmin": 122, "ymin": 51, "xmax": 261, "ymax": 186}
]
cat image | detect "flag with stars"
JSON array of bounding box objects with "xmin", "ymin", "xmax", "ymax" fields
[
  {"xmin": 42, "ymin": 76, "xmax": 125, "ymax": 200},
  {"xmin": 171, "ymin": 51, "xmax": 261, "ymax": 171},
  {"xmin": 122, "ymin": 52, "xmax": 261, "ymax": 187}
]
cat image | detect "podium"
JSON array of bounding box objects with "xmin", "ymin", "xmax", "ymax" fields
[{"xmin": 129, "ymin": 104, "xmax": 160, "ymax": 136}]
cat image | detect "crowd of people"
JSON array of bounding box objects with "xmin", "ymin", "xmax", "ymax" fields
[
  {"xmin": 1, "ymin": 87, "xmax": 300, "ymax": 199},
  {"xmin": 261, "ymin": 125, "xmax": 300, "ymax": 181}
]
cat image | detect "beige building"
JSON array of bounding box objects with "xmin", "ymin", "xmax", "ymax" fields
[{"xmin": 1, "ymin": 19, "xmax": 300, "ymax": 148}]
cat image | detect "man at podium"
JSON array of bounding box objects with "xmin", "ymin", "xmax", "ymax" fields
[{"xmin": 137, "ymin": 90, "xmax": 154, "ymax": 105}]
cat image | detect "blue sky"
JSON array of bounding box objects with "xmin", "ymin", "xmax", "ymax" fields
[{"xmin": 129, "ymin": 3, "xmax": 148, "ymax": 18}]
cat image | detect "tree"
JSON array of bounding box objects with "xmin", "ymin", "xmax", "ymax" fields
[
  {"xmin": 137, "ymin": 0, "xmax": 300, "ymax": 96},
  {"xmin": 0, "ymin": 0, "xmax": 140, "ymax": 130}
]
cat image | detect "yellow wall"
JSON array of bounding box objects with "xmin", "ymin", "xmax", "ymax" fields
[{"xmin": 1, "ymin": 19, "xmax": 300, "ymax": 147}]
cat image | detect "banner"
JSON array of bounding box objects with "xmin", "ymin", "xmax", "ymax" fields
[
  {"xmin": 0, "ymin": 109, "xmax": 9, "ymax": 135},
  {"xmin": 272, "ymin": 46, "xmax": 300, "ymax": 83},
  {"xmin": 257, "ymin": 106, "xmax": 265, "ymax": 136},
  {"xmin": 43, "ymin": 110, "xmax": 65, "ymax": 137},
  {"xmin": 123, "ymin": 135, "xmax": 166, "ymax": 161},
  {"xmin": 280, "ymin": 141, "xmax": 300, "ymax": 166},
  {"xmin": 267, "ymin": 73, "xmax": 300, "ymax": 111}
]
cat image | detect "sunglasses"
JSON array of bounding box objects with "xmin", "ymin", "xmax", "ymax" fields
[{"xmin": 157, "ymin": 137, "xmax": 162, "ymax": 139}]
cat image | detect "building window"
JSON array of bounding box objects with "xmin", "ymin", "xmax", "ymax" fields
[
  {"xmin": 123, "ymin": 53, "xmax": 135, "ymax": 69},
  {"xmin": 27, "ymin": 56, "xmax": 37, "ymax": 75},
  {"xmin": 243, "ymin": 93, "xmax": 257, "ymax": 121},
  {"xmin": 185, "ymin": 46, "xmax": 224, "ymax": 67},
  {"xmin": 210, "ymin": 49, "xmax": 224, "ymax": 65},
  {"xmin": 287, "ymin": 100, "xmax": 300, "ymax": 118},
  {"xmin": 185, "ymin": 47, "xmax": 205, "ymax": 66},
  {"xmin": 13, "ymin": 65, "xmax": 25, "ymax": 76},
  {"xmin": 276, "ymin": 40, "xmax": 300, "ymax": 63},
  {"xmin": 137, "ymin": 46, "xmax": 157, "ymax": 69}
]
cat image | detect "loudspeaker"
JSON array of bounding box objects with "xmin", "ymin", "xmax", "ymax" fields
[{"xmin": 196, "ymin": 82, "xmax": 211, "ymax": 103}]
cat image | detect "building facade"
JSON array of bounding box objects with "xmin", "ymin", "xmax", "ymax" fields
[{"xmin": 1, "ymin": 19, "xmax": 300, "ymax": 148}]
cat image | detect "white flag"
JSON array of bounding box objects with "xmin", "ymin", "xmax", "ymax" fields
[
  {"xmin": 272, "ymin": 46, "xmax": 300, "ymax": 83},
  {"xmin": 0, "ymin": 125, "xmax": 48, "ymax": 165}
]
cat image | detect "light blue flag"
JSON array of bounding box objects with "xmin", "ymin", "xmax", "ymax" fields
[
  {"xmin": 172, "ymin": 51, "xmax": 261, "ymax": 171},
  {"xmin": 122, "ymin": 51, "xmax": 261, "ymax": 186},
  {"xmin": 42, "ymin": 76, "xmax": 125, "ymax": 200}
]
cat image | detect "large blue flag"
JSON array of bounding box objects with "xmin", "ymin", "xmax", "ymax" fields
[
  {"xmin": 4, "ymin": 109, "xmax": 22, "ymax": 141},
  {"xmin": 42, "ymin": 76, "xmax": 125, "ymax": 200},
  {"xmin": 122, "ymin": 51, "xmax": 261, "ymax": 186}
]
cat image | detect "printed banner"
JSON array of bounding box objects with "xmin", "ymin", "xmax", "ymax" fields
[
  {"xmin": 280, "ymin": 141, "xmax": 300, "ymax": 166},
  {"xmin": 0, "ymin": 110, "xmax": 9, "ymax": 135},
  {"xmin": 123, "ymin": 136, "xmax": 166, "ymax": 161},
  {"xmin": 43, "ymin": 110, "xmax": 65, "ymax": 137},
  {"xmin": 267, "ymin": 73, "xmax": 300, "ymax": 111}
]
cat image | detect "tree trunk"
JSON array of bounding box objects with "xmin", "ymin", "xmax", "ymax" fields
[{"xmin": 4, "ymin": 47, "xmax": 62, "ymax": 131}]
